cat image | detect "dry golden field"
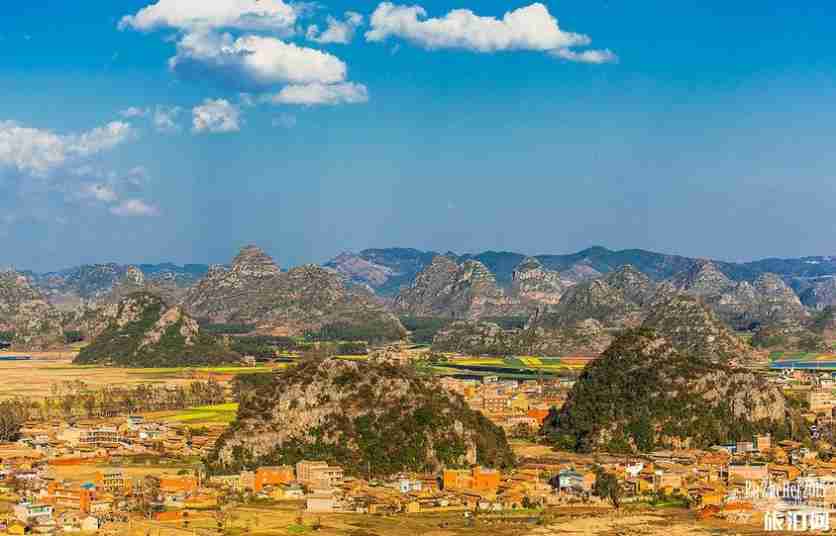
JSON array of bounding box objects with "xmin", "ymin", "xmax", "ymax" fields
[{"xmin": 0, "ymin": 356, "xmax": 249, "ymax": 399}]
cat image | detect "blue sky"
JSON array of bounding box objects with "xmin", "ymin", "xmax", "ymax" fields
[{"xmin": 2, "ymin": 1, "xmax": 835, "ymax": 272}]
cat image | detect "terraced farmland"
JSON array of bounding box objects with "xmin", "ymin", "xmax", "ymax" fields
[
  {"xmin": 770, "ymin": 351, "xmax": 836, "ymax": 370},
  {"xmin": 424, "ymin": 355, "xmax": 596, "ymax": 379}
]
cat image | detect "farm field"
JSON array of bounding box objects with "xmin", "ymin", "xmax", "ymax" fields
[
  {"xmin": 769, "ymin": 351, "xmax": 836, "ymax": 370},
  {"xmin": 440, "ymin": 355, "xmax": 594, "ymax": 376},
  {"xmin": 148, "ymin": 403, "xmax": 239, "ymax": 428},
  {"xmin": 0, "ymin": 358, "xmax": 278, "ymax": 399}
]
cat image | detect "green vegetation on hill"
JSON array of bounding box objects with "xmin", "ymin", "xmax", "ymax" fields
[
  {"xmin": 399, "ymin": 316, "xmax": 453, "ymax": 345},
  {"xmin": 209, "ymin": 359, "xmax": 514, "ymax": 477},
  {"xmin": 230, "ymin": 336, "xmax": 299, "ymax": 358},
  {"xmin": 305, "ymin": 318, "xmax": 406, "ymax": 344},
  {"xmin": 63, "ymin": 330, "xmax": 84, "ymax": 344},
  {"xmin": 544, "ymin": 329, "xmax": 800, "ymax": 453},
  {"xmin": 812, "ymin": 306, "xmax": 836, "ymax": 333},
  {"xmin": 74, "ymin": 293, "xmax": 236, "ymax": 367},
  {"xmin": 482, "ymin": 316, "xmax": 528, "ymax": 330},
  {"xmin": 200, "ymin": 323, "xmax": 257, "ymax": 335}
]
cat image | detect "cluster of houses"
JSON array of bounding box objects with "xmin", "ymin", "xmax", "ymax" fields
[
  {"xmin": 538, "ymin": 432, "xmax": 836, "ymax": 533},
  {"xmin": 17, "ymin": 414, "xmax": 224, "ymax": 463},
  {"xmin": 439, "ymin": 376, "xmax": 570, "ymax": 433},
  {"xmin": 209, "ymin": 462, "xmax": 554, "ymax": 515}
]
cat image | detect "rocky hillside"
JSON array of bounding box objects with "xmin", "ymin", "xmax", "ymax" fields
[
  {"xmin": 543, "ymin": 329, "xmax": 797, "ymax": 453},
  {"xmin": 799, "ymin": 277, "xmax": 836, "ymax": 310},
  {"xmin": 432, "ymin": 321, "xmax": 517, "ymax": 355},
  {"xmin": 431, "ymin": 316, "xmax": 613, "ymax": 358},
  {"xmin": 324, "ymin": 248, "xmax": 438, "ymax": 296},
  {"xmin": 184, "ymin": 246, "xmax": 405, "ymax": 341},
  {"xmin": 533, "ymin": 265, "xmax": 658, "ymax": 330},
  {"xmin": 642, "ymin": 294, "xmax": 754, "ymax": 365},
  {"xmin": 328, "ymin": 247, "xmax": 836, "ymax": 297},
  {"xmin": 74, "ymin": 292, "xmax": 235, "ymax": 367},
  {"xmin": 395, "ymin": 256, "xmax": 524, "ymax": 320},
  {"xmin": 670, "ymin": 261, "xmax": 808, "ymax": 330},
  {"xmin": 511, "ymin": 257, "xmax": 566, "ymax": 306},
  {"xmin": 26, "ymin": 262, "xmax": 207, "ymax": 308},
  {"xmin": 209, "ymin": 358, "xmax": 514, "ymax": 476},
  {"xmin": 0, "ymin": 271, "xmax": 65, "ymax": 350}
]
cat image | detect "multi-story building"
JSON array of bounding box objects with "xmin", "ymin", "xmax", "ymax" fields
[
  {"xmin": 13, "ymin": 502, "xmax": 53, "ymax": 523},
  {"xmin": 95, "ymin": 470, "xmax": 131, "ymax": 495},
  {"xmin": 296, "ymin": 461, "xmax": 344, "ymax": 487},
  {"xmin": 483, "ymin": 396, "xmax": 510, "ymax": 414},
  {"xmin": 80, "ymin": 427, "xmax": 120, "ymax": 448},
  {"xmin": 46, "ymin": 481, "xmax": 94, "ymax": 512}
]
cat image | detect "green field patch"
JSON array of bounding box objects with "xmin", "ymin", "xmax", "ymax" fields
[{"xmin": 156, "ymin": 403, "xmax": 239, "ymax": 427}]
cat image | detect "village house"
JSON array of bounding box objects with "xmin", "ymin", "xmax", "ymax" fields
[
  {"xmin": 94, "ymin": 469, "xmax": 131, "ymax": 495},
  {"xmin": 443, "ymin": 466, "xmax": 501, "ymax": 495},
  {"xmin": 159, "ymin": 475, "xmax": 199, "ymax": 495},
  {"xmin": 254, "ymin": 466, "xmax": 295, "ymax": 493},
  {"xmin": 808, "ymin": 389, "xmax": 836, "ymax": 414},
  {"xmin": 296, "ymin": 460, "xmax": 344, "ymax": 488}
]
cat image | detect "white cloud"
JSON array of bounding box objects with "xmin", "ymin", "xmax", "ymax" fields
[
  {"xmin": 119, "ymin": 0, "xmax": 298, "ymax": 34},
  {"xmin": 171, "ymin": 31, "xmax": 348, "ymax": 88},
  {"xmin": 110, "ymin": 199, "xmax": 159, "ymax": 217},
  {"xmin": 119, "ymin": 106, "xmax": 183, "ymax": 132},
  {"xmin": 120, "ymin": 106, "xmax": 149, "ymax": 118},
  {"xmin": 120, "ymin": 2, "xmax": 368, "ymax": 106},
  {"xmin": 152, "ymin": 106, "xmax": 182, "ymax": 132},
  {"xmin": 366, "ymin": 2, "xmax": 616, "ymax": 62},
  {"xmin": 78, "ymin": 183, "xmax": 119, "ymax": 203},
  {"xmin": 307, "ymin": 11, "xmax": 364, "ymax": 45},
  {"xmin": 192, "ymin": 99, "xmax": 241, "ymax": 133},
  {"xmin": 552, "ymin": 48, "xmax": 618, "ymax": 64},
  {"xmin": 271, "ymin": 82, "xmax": 369, "ymax": 106},
  {"xmin": 70, "ymin": 122, "xmax": 135, "ymax": 157},
  {"xmin": 0, "ymin": 119, "xmax": 158, "ymax": 221},
  {"xmin": 0, "ymin": 120, "xmax": 134, "ymax": 176}
]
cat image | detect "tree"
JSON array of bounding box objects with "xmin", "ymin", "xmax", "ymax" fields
[
  {"xmin": 593, "ymin": 466, "xmax": 622, "ymax": 510},
  {"xmin": 0, "ymin": 400, "xmax": 26, "ymax": 441}
]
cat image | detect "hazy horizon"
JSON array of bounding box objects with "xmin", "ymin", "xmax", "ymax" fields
[{"xmin": 8, "ymin": 242, "xmax": 836, "ymax": 275}]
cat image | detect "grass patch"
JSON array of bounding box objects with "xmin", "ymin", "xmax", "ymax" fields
[{"xmin": 155, "ymin": 404, "xmax": 239, "ymax": 427}]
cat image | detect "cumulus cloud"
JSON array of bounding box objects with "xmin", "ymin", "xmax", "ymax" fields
[
  {"xmin": 119, "ymin": 0, "xmax": 298, "ymax": 34},
  {"xmin": 366, "ymin": 2, "xmax": 616, "ymax": 62},
  {"xmin": 110, "ymin": 199, "xmax": 159, "ymax": 217},
  {"xmin": 0, "ymin": 120, "xmax": 134, "ymax": 176},
  {"xmin": 271, "ymin": 82, "xmax": 369, "ymax": 106},
  {"xmin": 306, "ymin": 11, "xmax": 364, "ymax": 45},
  {"xmin": 120, "ymin": 2, "xmax": 370, "ymax": 107},
  {"xmin": 0, "ymin": 119, "xmax": 158, "ymax": 221},
  {"xmin": 170, "ymin": 31, "xmax": 348, "ymax": 88},
  {"xmin": 192, "ymin": 99, "xmax": 241, "ymax": 133}
]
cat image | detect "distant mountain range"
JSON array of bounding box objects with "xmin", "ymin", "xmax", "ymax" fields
[
  {"xmin": 326, "ymin": 246, "xmax": 836, "ymax": 308},
  {"xmin": 2, "ymin": 245, "xmax": 835, "ymax": 356},
  {"xmin": 10, "ymin": 246, "xmax": 836, "ymax": 309}
]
